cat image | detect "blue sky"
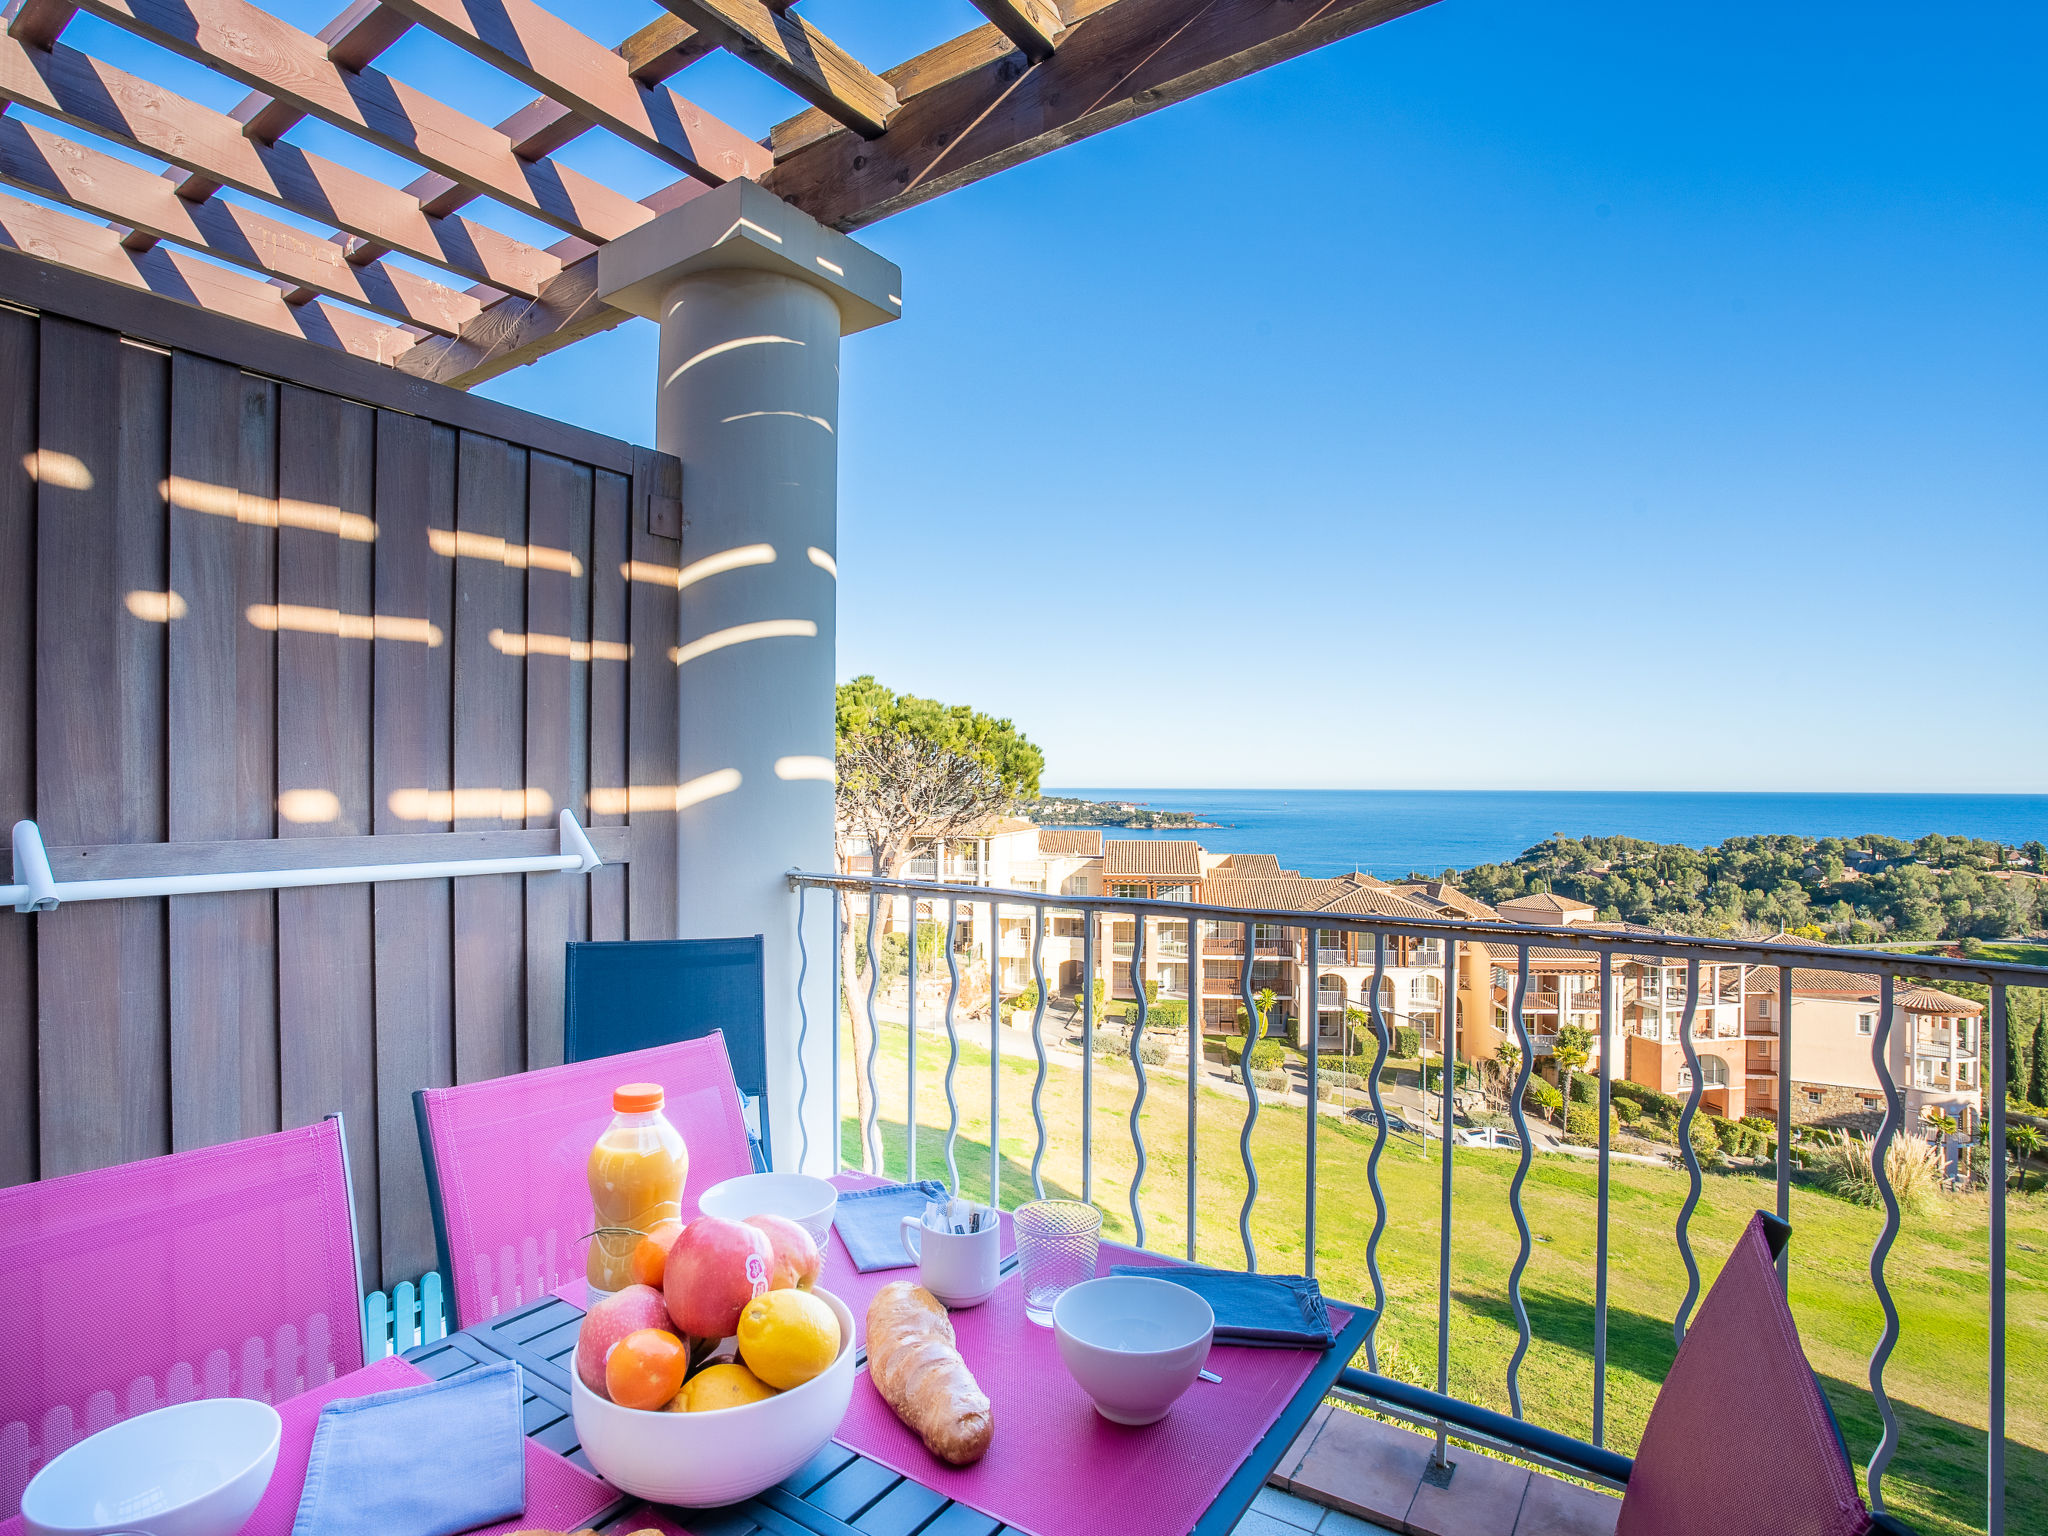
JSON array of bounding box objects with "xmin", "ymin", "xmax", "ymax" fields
[{"xmin": 43, "ymin": 3, "xmax": 2040, "ymax": 792}]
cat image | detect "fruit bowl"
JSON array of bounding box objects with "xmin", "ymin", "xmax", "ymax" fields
[
  {"xmin": 20, "ymin": 1397, "xmax": 281, "ymax": 1536},
  {"xmin": 571, "ymin": 1285, "xmax": 856, "ymax": 1505}
]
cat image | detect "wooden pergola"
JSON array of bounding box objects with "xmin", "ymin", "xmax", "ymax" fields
[{"xmin": 0, "ymin": 0, "xmax": 1432, "ymax": 388}]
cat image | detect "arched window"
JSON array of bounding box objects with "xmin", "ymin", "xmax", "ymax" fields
[
  {"xmin": 1411, "ymin": 974, "xmax": 1441, "ymax": 1003},
  {"xmin": 1317, "ymin": 975, "xmax": 1344, "ymax": 1009},
  {"xmin": 1699, "ymin": 1054, "xmax": 1729, "ymax": 1087}
]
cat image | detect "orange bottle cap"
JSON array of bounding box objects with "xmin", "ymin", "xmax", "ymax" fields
[{"xmin": 613, "ymin": 1083, "xmax": 664, "ymax": 1113}]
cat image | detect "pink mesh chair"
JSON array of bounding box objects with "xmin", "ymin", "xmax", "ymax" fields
[
  {"xmin": 0, "ymin": 1118, "xmax": 364, "ymax": 1523},
  {"xmin": 1615, "ymin": 1211, "xmax": 1909, "ymax": 1536},
  {"xmin": 414, "ymin": 1032, "xmax": 757, "ymax": 1329}
]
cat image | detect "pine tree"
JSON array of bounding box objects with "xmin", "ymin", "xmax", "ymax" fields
[{"xmin": 2030, "ymin": 1014, "xmax": 2048, "ymax": 1110}]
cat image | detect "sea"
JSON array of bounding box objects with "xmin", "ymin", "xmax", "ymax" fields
[{"xmin": 1041, "ymin": 789, "xmax": 2048, "ymax": 882}]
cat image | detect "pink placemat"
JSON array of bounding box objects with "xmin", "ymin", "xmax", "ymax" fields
[
  {"xmin": 834, "ymin": 1246, "xmax": 1344, "ymax": 1536},
  {"xmin": 825, "ymin": 1172, "xmax": 1016, "ymax": 1349},
  {"xmin": 239, "ymin": 1355, "xmax": 618, "ymax": 1536}
]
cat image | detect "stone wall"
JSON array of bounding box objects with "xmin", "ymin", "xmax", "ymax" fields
[{"xmin": 1790, "ymin": 1081, "xmax": 1887, "ymax": 1134}]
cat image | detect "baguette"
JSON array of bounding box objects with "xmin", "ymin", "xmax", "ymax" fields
[{"xmin": 865, "ymin": 1282, "xmax": 994, "ymax": 1465}]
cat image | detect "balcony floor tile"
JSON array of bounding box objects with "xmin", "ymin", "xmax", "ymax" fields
[
  {"xmin": 1510, "ymin": 1473, "xmax": 1620, "ymax": 1536},
  {"xmin": 1403, "ymin": 1445, "xmax": 1530, "ymax": 1536},
  {"xmin": 1288, "ymin": 1408, "xmax": 1434, "ymax": 1529}
]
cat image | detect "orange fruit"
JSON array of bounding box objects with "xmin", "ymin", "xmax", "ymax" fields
[
  {"xmin": 629, "ymin": 1220, "xmax": 684, "ymax": 1289},
  {"xmin": 605, "ymin": 1327, "xmax": 688, "ymax": 1410},
  {"xmin": 674, "ymin": 1361, "xmax": 778, "ymax": 1412}
]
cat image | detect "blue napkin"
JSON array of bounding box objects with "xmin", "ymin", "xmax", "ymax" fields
[
  {"xmin": 832, "ymin": 1179, "xmax": 949, "ymax": 1272},
  {"xmin": 291, "ymin": 1360, "xmax": 525, "ymax": 1536},
  {"xmin": 1111, "ymin": 1263, "xmax": 1336, "ymax": 1350}
]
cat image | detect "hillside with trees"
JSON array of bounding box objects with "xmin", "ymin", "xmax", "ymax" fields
[{"xmin": 1452, "ymin": 833, "xmax": 2044, "ymax": 943}]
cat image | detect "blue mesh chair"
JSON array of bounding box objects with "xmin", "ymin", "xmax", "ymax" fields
[{"xmin": 563, "ymin": 936, "xmax": 770, "ymax": 1170}]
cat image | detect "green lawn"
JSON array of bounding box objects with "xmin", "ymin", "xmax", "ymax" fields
[{"xmin": 838, "ymin": 1014, "xmax": 2046, "ymax": 1536}]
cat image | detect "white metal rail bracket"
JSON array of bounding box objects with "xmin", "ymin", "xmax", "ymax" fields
[{"xmin": 7, "ymin": 810, "xmax": 602, "ymax": 913}]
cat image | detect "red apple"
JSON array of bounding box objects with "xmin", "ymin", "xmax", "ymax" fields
[
  {"xmin": 745, "ymin": 1213, "xmax": 822, "ymax": 1291},
  {"xmin": 575, "ymin": 1283, "xmax": 673, "ymax": 1399},
  {"xmin": 664, "ymin": 1215, "xmax": 772, "ymax": 1340}
]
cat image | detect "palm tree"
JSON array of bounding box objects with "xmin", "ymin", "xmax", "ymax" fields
[
  {"xmin": 1553, "ymin": 1022, "xmax": 1594, "ymax": 1113},
  {"xmin": 1495, "ymin": 1040, "xmax": 1523, "ymax": 1110}
]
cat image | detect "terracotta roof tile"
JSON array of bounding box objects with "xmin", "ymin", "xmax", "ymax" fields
[
  {"xmin": 1103, "ymin": 839, "xmax": 1203, "ymax": 877},
  {"xmin": 1036, "ymin": 828, "xmax": 1103, "ymax": 857}
]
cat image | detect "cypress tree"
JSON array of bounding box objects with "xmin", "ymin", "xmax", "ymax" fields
[
  {"xmin": 2031, "ymin": 1014, "xmax": 2048, "ymax": 1109},
  {"xmin": 2012, "ymin": 1004, "xmax": 2033, "ymax": 1102}
]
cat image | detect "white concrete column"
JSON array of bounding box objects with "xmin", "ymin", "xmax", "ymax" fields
[{"xmin": 599, "ymin": 182, "xmax": 901, "ymax": 1175}]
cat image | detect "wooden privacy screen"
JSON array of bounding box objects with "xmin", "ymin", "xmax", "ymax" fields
[{"xmin": 0, "ymin": 292, "xmax": 683, "ymax": 1287}]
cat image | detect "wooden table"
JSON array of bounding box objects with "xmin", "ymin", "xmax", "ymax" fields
[{"xmin": 405, "ymin": 1287, "xmax": 1372, "ymax": 1536}]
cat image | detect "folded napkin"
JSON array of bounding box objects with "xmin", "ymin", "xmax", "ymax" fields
[
  {"xmin": 1111, "ymin": 1263, "xmax": 1335, "ymax": 1350},
  {"xmin": 832, "ymin": 1179, "xmax": 949, "ymax": 1272},
  {"xmin": 291, "ymin": 1359, "xmax": 526, "ymax": 1536}
]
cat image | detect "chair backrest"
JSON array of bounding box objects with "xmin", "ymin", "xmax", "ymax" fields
[
  {"xmin": 415, "ymin": 1033, "xmax": 757, "ymax": 1330},
  {"xmin": 0, "ymin": 1119, "xmax": 364, "ymax": 1522},
  {"xmin": 1617, "ymin": 1212, "xmax": 1877, "ymax": 1536},
  {"xmin": 563, "ymin": 936, "xmax": 769, "ymax": 1166}
]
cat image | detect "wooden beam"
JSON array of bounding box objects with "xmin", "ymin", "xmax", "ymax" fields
[
  {"xmin": 3, "ymin": 0, "xmax": 76, "ymax": 48},
  {"xmin": 763, "ymin": 0, "xmax": 1439, "ymax": 231},
  {"xmin": 0, "ymin": 115, "xmax": 480, "ymax": 332},
  {"xmin": 620, "ymin": 11, "xmax": 717, "ymax": 80},
  {"xmin": 655, "ymin": 0, "xmax": 896, "ymax": 138},
  {"xmin": 967, "ymin": 0, "xmax": 1062, "ymax": 63},
  {"xmin": 379, "ymin": 0, "xmax": 770, "ymax": 184},
  {"xmin": 73, "ymin": 0, "xmax": 654, "ymax": 242},
  {"xmin": 0, "ymin": 35, "xmax": 559, "ymax": 295},
  {"xmin": 0, "ymin": 187, "xmax": 415, "ymax": 362}
]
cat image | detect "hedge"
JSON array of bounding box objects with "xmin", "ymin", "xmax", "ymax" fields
[
  {"xmin": 1221, "ymin": 1034, "xmax": 1287, "ymax": 1072},
  {"xmin": 1393, "ymin": 1025, "xmax": 1421, "ymax": 1059}
]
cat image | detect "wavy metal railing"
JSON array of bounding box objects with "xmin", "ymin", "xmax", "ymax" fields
[
  {"xmin": 1505, "ymin": 943, "xmax": 1536, "ymax": 1417},
  {"xmin": 862, "ymin": 888, "xmax": 882, "ymax": 1174},
  {"xmin": 1028, "ymin": 908, "xmax": 1049, "ymax": 1200},
  {"xmin": 1237, "ymin": 920, "xmax": 1261, "ymax": 1272},
  {"xmin": 1128, "ymin": 917, "xmax": 1149, "ymax": 1248},
  {"xmin": 789, "ymin": 869, "xmax": 2036, "ymax": 1533},
  {"xmin": 1671, "ymin": 957, "xmax": 1705, "ymax": 1344},
  {"xmin": 1362, "ymin": 932, "xmax": 1392, "ymax": 1372},
  {"xmin": 1866, "ymin": 973, "xmax": 1901, "ymax": 1513},
  {"xmin": 943, "ymin": 896, "xmax": 962, "ymax": 1195},
  {"xmin": 795, "ymin": 883, "xmax": 812, "ymax": 1169}
]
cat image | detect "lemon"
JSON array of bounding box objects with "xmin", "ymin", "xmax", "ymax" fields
[
  {"xmin": 736, "ymin": 1289, "xmax": 840, "ymax": 1390},
  {"xmin": 672, "ymin": 1360, "xmax": 778, "ymax": 1412}
]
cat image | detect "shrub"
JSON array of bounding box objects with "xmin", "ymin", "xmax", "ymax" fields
[
  {"xmin": 1006, "ymin": 983, "xmax": 1040, "ymax": 1014},
  {"xmin": 1221, "ymin": 1034, "xmax": 1286, "ymax": 1072},
  {"xmin": 1147, "ymin": 1000, "xmax": 1188, "ymax": 1032},
  {"xmin": 1393, "ymin": 1025, "xmax": 1421, "ymax": 1060},
  {"xmin": 1613, "ymin": 1099, "xmax": 1639, "ymax": 1125},
  {"xmin": 1524, "ymin": 1079, "xmax": 1563, "ymax": 1116},
  {"xmin": 1569, "ymin": 1074, "xmax": 1598, "ymax": 1105},
  {"xmin": 1317, "ymin": 1070, "xmax": 1366, "ymax": 1092},
  {"xmin": 1564, "ymin": 1104, "xmax": 1621, "ymax": 1145},
  {"xmin": 1136, "ymin": 1034, "xmax": 1172, "ymax": 1066},
  {"xmin": 1688, "ymin": 1115, "xmax": 1723, "ymax": 1160},
  {"xmin": 1251, "ymin": 1068, "xmax": 1291, "ymax": 1095},
  {"xmin": 1610, "ymin": 1080, "xmax": 1683, "ymax": 1119},
  {"xmin": 1812, "ymin": 1133, "xmax": 1943, "ymax": 1216}
]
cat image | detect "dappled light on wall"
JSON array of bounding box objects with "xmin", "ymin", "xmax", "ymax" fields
[
  {"xmin": 387, "ymin": 787, "xmax": 554, "ymax": 820},
  {"xmin": 124, "ymin": 590, "xmax": 187, "ymax": 622},
  {"xmin": 22, "ymin": 450, "xmax": 91, "ymax": 488},
  {"xmin": 621, "ymin": 543, "xmax": 775, "ymax": 590},
  {"xmin": 486, "ymin": 629, "xmax": 630, "ymax": 661},
  {"xmin": 588, "ymin": 770, "xmax": 741, "ymax": 815},
  {"xmin": 165, "ymin": 477, "xmax": 375, "ymax": 541},
  {"xmin": 427, "ymin": 527, "xmax": 582, "ymax": 575},
  {"xmin": 806, "ymin": 548, "xmax": 836, "ymax": 577},
  {"xmin": 277, "ymin": 789, "xmax": 341, "ymax": 824},
  {"xmin": 247, "ymin": 604, "xmax": 441, "ymax": 645},
  {"xmin": 774, "ymin": 756, "xmax": 834, "ymax": 783},
  {"xmin": 669, "ymin": 619, "xmax": 816, "ymax": 666}
]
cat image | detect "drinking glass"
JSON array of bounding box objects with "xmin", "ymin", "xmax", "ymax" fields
[{"xmin": 1015, "ymin": 1199, "xmax": 1101, "ymax": 1325}]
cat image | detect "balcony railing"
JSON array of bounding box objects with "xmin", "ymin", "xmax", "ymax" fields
[{"xmin": 788, "ymin": 869, "xmax": 2037, "ymax": 1534}]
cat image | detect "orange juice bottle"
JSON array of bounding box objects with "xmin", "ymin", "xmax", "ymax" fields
[{"xmin": 586, "ymin": 1083, "xmax": 689, "ymax": 1300}]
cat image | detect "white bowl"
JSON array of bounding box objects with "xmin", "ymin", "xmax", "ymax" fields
[
  {"xmin": 571, "ymin": 1285, "xmax": 855, "ymax": 1505},
  {"xmin": 1054, "ymin": 1275, "xmax": 1214, "ymax": 1426},
  {"xmin": 699, "ymin": 1172, "xmax": 838, "ymax": 1249},
  {"xmin": 21, "ymin": 1398, "xmax": 281, "ymax": 1536}
]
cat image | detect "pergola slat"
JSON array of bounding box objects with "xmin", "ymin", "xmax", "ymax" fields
[
  {"xmin": 0, "ymin": 34, "xmax": 559, "ymax": 296},
  {"xmin": 967, "ymin": 0, "xmax": 1062, "ymax": 63},
  {"xmin": 655, "ymin": 0, "xmax": 896, "ymax": 138},
  {"xmin": 379, "ymin": 0, "xmax": 770, "ymax": 185},
  {"xmin": 765, "ymin": 0, "xmax": 1439, "ymax": 231},
  {"xmin": 74, "ymin": 0, "xmax": 653, "ymax": 242},
  {"xmin": 0, "ymin": 114, "xmax": 479, "ymax": 332},
  {"xmin": 0, "ymin": 185, "xmax": 415, "ymax": 361},
  {"xmin": 4, "ymin": 0, "xmax": 77, "ymax": 48}
]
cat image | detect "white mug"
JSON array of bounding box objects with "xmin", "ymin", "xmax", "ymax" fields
[{"xmin": 899, "ymin": 1213, "xmax": 1001, "ymax": 1308}]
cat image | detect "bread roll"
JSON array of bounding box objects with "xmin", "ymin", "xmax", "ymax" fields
[{"xmin": 865, "ymin": 1282, "xmax": 993, "ymax": 1465}]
